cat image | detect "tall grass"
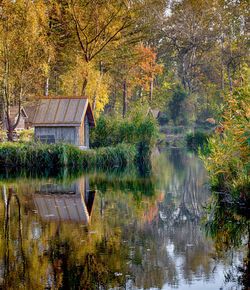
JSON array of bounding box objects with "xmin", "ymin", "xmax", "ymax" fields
[{"xmin": 0, "ymin": 142, "xmax": 136, "ymax": 171}]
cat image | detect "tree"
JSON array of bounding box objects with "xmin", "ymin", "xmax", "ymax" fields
[
  {"xmin": 161, "ymin": 0, "xmax": 217, "ymax": 94},
  {"xmin": 0, "ymin": 0, "xmax": 50, "ymax": 140},
  {"xmin": 168, "ymin": 84, "xmax": 188, "ymax": 125},
  {"xmin": 60, "ymin": 0, "xmax": 136, "ymax": 95}
]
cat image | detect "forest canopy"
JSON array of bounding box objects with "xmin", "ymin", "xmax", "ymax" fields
[{"xmin": 0, "ymin": 0, "xmax": 248, "ymax": 125}]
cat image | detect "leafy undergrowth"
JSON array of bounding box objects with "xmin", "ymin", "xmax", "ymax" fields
[
  {"xmin": 201, "ymin": 88, "xmax": 250, "ymax": 199},
  {"xmin": 90, "ymin": 110, "xmax": 159, "ymax": 172},
  {"xmin": 186, "ymin": 131, "xmax": 211, "ymax": 151}
]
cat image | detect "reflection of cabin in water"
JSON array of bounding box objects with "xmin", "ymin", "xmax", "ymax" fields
[
  {"xmin": 33, "ymin": 178, "xmax": 96, "ymax": 224},
  {"xmin": 32, "ymin": 96, "xmax": 96, "ymax": 148}
]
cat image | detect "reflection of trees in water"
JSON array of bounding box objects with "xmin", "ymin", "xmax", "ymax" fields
[
  {"xmin": 160, "ymin": 149, "xmax": 209, "ymax": 225},
  {"xmin": 115, "ymin": 149, "xmax": 213, "ymax": 288},
  {"xmin": 1, "ymin": 149, "xmax": 247, "ymax": 289},
  {"xmin": 47, "ymin": 225, "xmax": 129, "ymax": 289},
  {"xmin": 133, "ymin": 148, "xmax": 214, "ymax": 287},
  {"xmin": 1, "ymin": 187, "xmax": 28, "ymax": 288},
  {"xmin": 204, "ymin": 194, "xmax": 250, "ymax": 289}
]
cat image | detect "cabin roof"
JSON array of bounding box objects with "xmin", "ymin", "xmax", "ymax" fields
[
  {"xmin": 32, "ymin": 96, "xmax": 96, "ymax": 127},
  {"xmin": 24, "ymin": 104, "xmax": 37, "ymax": 124},
  {"xmin": 8, "ymin": 106, "xmax": 27, "ymax": 119}
]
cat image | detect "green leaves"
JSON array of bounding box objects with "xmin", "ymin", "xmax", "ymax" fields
[{"xmin": 201, "ymin": 87, "xmax": 250, "ymax": 197}]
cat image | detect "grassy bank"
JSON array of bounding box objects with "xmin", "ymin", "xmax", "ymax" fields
[
  {"xmin": 201, "ymin": 88, "xmax": 249, "ymax": 199},
  {"xmin": 0, "ymin": 142, "xmax": 136, "ymax": 171},
  {"xmin": 0, "ymin": 112, "xmax": 159, "ymax": 172},
  {"xmin": 186, "ymin": 131, "xmax": 211, "ymax": 151}
]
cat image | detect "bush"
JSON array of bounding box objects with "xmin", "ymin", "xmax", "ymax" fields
[
  {"xmin": 186, "ymin": 131, "xmax": 210, "ymax": 151},
  {"xmin": 90, "ymin": 112, "xmax": 159, "ymax": 149},
  {"xmin": 201, "ymin": 88, "xmax": 250, "ymax": 198},
  {"xmin": 18, "ymin": 128, "xmax": 34, "ymax": 142},
  {"xmin": 90, "ymin": 111, "xmax": 159, "ymax": 171}
]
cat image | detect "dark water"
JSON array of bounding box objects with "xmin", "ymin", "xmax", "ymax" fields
[{"xmin": 0, "ymin": 149, "xmax": 248, "ymax": 289}]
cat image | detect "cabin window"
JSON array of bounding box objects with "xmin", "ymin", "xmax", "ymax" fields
[{"xmin": 36, "ymin": 135, "xmax": 55, "ymax": 144}]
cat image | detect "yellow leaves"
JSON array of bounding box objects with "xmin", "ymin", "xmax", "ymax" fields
[
  {"xmin": 60, "ymin": 56, "xmax": 109, "ymax": 114},
  {"xmin": 41, "ymin": 62, "xmax": 50, "ymax": 75},
  {"xmin": 203, "ymin": 88, "xmax": 249, "ymax": 193},
  {"xmin": 214, "ymin": 169, "xmax": 226, "ymax": 175}
]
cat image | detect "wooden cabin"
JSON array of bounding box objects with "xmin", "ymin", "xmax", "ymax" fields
[
  {"xmin": 32, "ymin": 96, "xmax": 96, "ymax": 148},
  {"xmin": 33, "ymin": 177, "xmax": 96, "ymax": 224}
]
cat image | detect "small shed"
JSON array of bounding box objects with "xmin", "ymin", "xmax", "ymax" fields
[
  {"xmin": 32, "ymin": 96, "xmax": 96, "ymax": 148},
  {"xmin": 5, "ymin": 106, "xmax": 28, "ymax": 132}
]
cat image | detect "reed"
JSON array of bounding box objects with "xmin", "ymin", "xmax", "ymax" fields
[
  {"xmin": 201, "ymin": 88, "xmax": 250, "ymax": 198},
  {"xmin": 0, "ymin": 142, "xmax": 137, "ymax": 170}
]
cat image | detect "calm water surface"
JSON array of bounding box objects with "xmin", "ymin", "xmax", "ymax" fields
[{"xmin": 0, "ymin": 149, "xmax": 248, "ymax": 289}]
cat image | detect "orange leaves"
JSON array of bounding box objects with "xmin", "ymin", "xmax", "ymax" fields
[{"xmin": 131, "ymin": 44, "xmax": 162, "ymax": 91}]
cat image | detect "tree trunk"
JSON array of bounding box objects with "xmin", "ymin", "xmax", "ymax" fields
[
  {"xmin": 187, "ymin": 79, "xmax": 192, "ymax": 94},
  {"xmin": 0, "ymin": 97, "xmax": 4, "ymax": 127},
  {"xmin": 221, "ymin": 61, "xmax": 224, "ymax": 90},
  {"xmin": 227, "ymin": 63, "xmax": 232, "ymax": 91},
  {"xmin": 180, "ymin": 55, "xmax": 187, "ymax": 91},
  {"xmin": 221, "ymin": 36, "xmax": 224, "ymax": 90},
  {"xmin": 92, "ymin": 61, "xmax": 103, "ymax": 112},
  {"xmin": 44, "ymin": 75, "xmax": 50, "ymax": 96},
  {"xmin": 149, "ymin": 81, "xmax": 153, "ymax": 102},
  {"xmin": 73, "ymin": 78, "xmax": 78, "ymax": 96},
  {"xmin": 81, "ymin": 78, "xmax": 88, "ymax": 96},
  {"xmin": 123, "ymin": 81, "xmax": 127, "ymax": 119},
  {"xmin": 44, "ymin": 56, "xmax": 51, "ymax": 96},
  {"xmin": 6, "ymin": 113, "xmax": 13, "ymax": 142},
  {"xmin": 55, "ymin": 74, "xmax": 58, "ymax": 95}
]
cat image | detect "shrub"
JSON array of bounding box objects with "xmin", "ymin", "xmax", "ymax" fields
[
  {"xmin": 90, "ymin": 112, "xmax": 159, "ymax": 172},
  {"xmin": 90, "ymin": 112, "xmax": 159, "ymax": 149},
  {"xmin": 186, "ymin": 131, "xmax": 210, "ymax": 151},
  {"xmin": 18, "ymin": 128, "xmax": 34, "ymax": 142},
  {"xmin": 201, "ymin": 88, "xmax": 250, "ymax": 198}
]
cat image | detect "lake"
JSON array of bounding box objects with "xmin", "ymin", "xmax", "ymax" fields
[{"xmin": 0, "ymin": 148, "xmax": 248, "ymax": 289}]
